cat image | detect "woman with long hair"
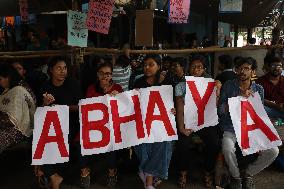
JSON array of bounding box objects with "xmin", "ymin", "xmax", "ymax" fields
[
  {"xmin": 85, "ymin": 61, "xmax": 123, "ymax": 188},
  {"xmin": 175, "ymin": 54, "xmax": 221, "ymax": 188},
  {"xmin": 38, "ymin": 56, "xmax": 82, "ymax": 189},
  {"xmin": 133, "ymin": 55, "xmax": 175, "ymax": 189}
]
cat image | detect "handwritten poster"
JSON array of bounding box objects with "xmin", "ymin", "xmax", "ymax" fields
[
  {"xmin": 168, "ymin": 0, "xmax": 190, "ymax": 24},
  {"xmin": 86, "ymin": 0, "xmax": 115, "ymax": 34},
  {"xmin": 67, "ymin": 10, "xmax": 88, "ymax": 47},
  {"xmin": 220, "ymin": 0, "xmax": 242, "ymax": 13},
  {"xmin": 19, "ymin": 0, "xmax": 29, "ymax": 22}
]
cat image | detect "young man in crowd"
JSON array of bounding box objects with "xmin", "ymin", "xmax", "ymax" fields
[
  {"xmin": 215, "ymin": 54, "xmax": 237, "ymax": 84},
  {"xmin": 256, "ymin": 56, "xmax": 284, "ymax": 119},
  {"xmin": 218, "ymin": 57, "xmax": 279, "ymax": 189},
  {"xmin": 163, "ymin": 57, "xmax": 186, "ymax": 87}
]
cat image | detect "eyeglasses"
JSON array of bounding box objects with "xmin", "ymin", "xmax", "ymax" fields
[{"xmin": 97, "ymin": 71, "xmax": 112, "ymax": 77}]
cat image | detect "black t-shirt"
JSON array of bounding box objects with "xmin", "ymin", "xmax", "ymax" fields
[
  {"xmin": 133, "ymin": 75, "xmax": 164, "ymax": 89},
  {"xmin": 39, "ymin": 78, "xmax": 82, "ymax": 139},
  {"xmin": 215, "ymin": 71, "xmax": 237, "ymax": 85},
  {"xmin": 40, "ymin": 78, "xmax": 82, "ymax": 106},
  {"xmin": 163, "ymin": 72, "xmax": 185, "ymax": 87}
]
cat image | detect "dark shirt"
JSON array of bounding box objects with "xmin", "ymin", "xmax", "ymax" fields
[
  {"xmin": 39, "ymin": 78, "xmax": 82, "ymax": 139},
  {"xmin": 256, "ymin": 74, "xmax": 284, "ymax": 104},
  {"xmin": 218, "ymin": 79, "xmax": 264, "ymax": 133},
  {"xmin": 215, "ymin": 70, "xmax": 237, "ymax": 85},
  {"xmin": 40, "ymin": 78, "xmax": 82, "ymax": 105},
  {"xmin": 133, "ymin": 75, "xmax": 164, "ymax": 89},
  {"xmin": 163, "ymin": 72, "xmax": 185, "ymax": 87},
  {"xmin": 26, "ymin": 70, "xmax": 48, "ymax": 106},
  {"xmin": 129, "ymin": 68, "xmax": 144, "ymax": 90}
]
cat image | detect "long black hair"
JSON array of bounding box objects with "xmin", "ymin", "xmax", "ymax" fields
[
  {"xmin": 95, "ymin": 61, "xmax": 113, "ymax": 94},
  {"xmin": 0, "ymin": 63, "xmax": 23, "ymax": 89},
  {"xmin": 143, "ymin": 55, "xmax": 162, "ymax": 86}
]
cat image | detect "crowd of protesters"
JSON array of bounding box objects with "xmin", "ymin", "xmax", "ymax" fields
[{"xmin": 0, "ymin": 44, "xmax": 283, "ymax": 189}]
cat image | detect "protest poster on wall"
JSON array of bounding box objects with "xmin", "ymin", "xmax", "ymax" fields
[
  {"xmin": 220, "ymin": 0, "xmax": 242, "ymax": 13},
  {"xmin": 184, "ymin": 76, "xmax": 219, "ymax": 131},
  {"xmin": 19, "ymin": 0, "xmax": 29, "ymax": 22},
  {"xmin": 168, "ymin": 0, "xmax": 190, "ymax": 24},
  {"xmin": 228, "ymin": 92, "xmax": 282, "ymax": 156},
  {"xmin": 86, "ymin": 0, "xmax": 115, "ymax": 34},
  {"xmin": 32, "ymin": 106, "xmax": 69, "ymax": 165},
  {"xmin": 67, "ymin": 10, "xmax": 88, "ymax": 47}
]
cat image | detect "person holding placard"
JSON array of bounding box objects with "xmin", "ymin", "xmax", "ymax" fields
[
  {"xmin": 36, "ymin": 57, "xmax": 82, "ymax": 189},
  {"xmin": 218, "ymin": 57, "xmax": 279, "ymax": 189},
  {"xmin": 84, "ymin": 61, "xmax": 123, "ymax": 188},
  {"xmin": 175, "ymin": 54, "xmax": 221, "ymax": 188},
  {"xmin": 133, "ymin": 55, "xmax": 175, "ymax": 189}
]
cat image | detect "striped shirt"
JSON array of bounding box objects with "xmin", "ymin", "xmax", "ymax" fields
[{"xmin": 112, "ymin": 65, "xmax": 132, "ymax": 91}]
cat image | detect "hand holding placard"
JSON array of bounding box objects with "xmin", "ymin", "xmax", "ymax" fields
[{"xmin": 228, "ymin": 93, "xmax": 282, "ymax": 156}]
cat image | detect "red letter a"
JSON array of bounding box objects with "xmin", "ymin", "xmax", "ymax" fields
[
  {"xmin": 241, "ymin": 101, "xmax": 279, "ymax": 149},
  {"xmin": 33, "ymin": 111, "xmax": 69, "ymax": 159},
  {"xmin": 186, "ymin": 81, "xmax": 215, "ymax": 126},
  {"xmin": 145, "ymin": 91, "xmax": 176, "ymax": 136},
  {"xmin": 110, "ymin": 95, "xmax": 145, "ymax": 143},
  {"xmin": 81, "ymin": 103, "xmax": 110, "ymax": 149}
]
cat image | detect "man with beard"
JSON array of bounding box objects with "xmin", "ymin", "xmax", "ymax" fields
[
  {"xmin": 256, "ymin": 56, "xmax": 284, "ymax": 119},
  {"xmin": 218, "ymin": 57, "xmax": 279, "ymax": 189}
]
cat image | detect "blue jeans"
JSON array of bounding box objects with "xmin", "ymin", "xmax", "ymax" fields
[
  {"xmin": 265, "ymin": 106, "xmax": 284, "ymax": 119},
  {"xmin": 134, "ymin": 141, "xmax": 173, "ymax": 179}
]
